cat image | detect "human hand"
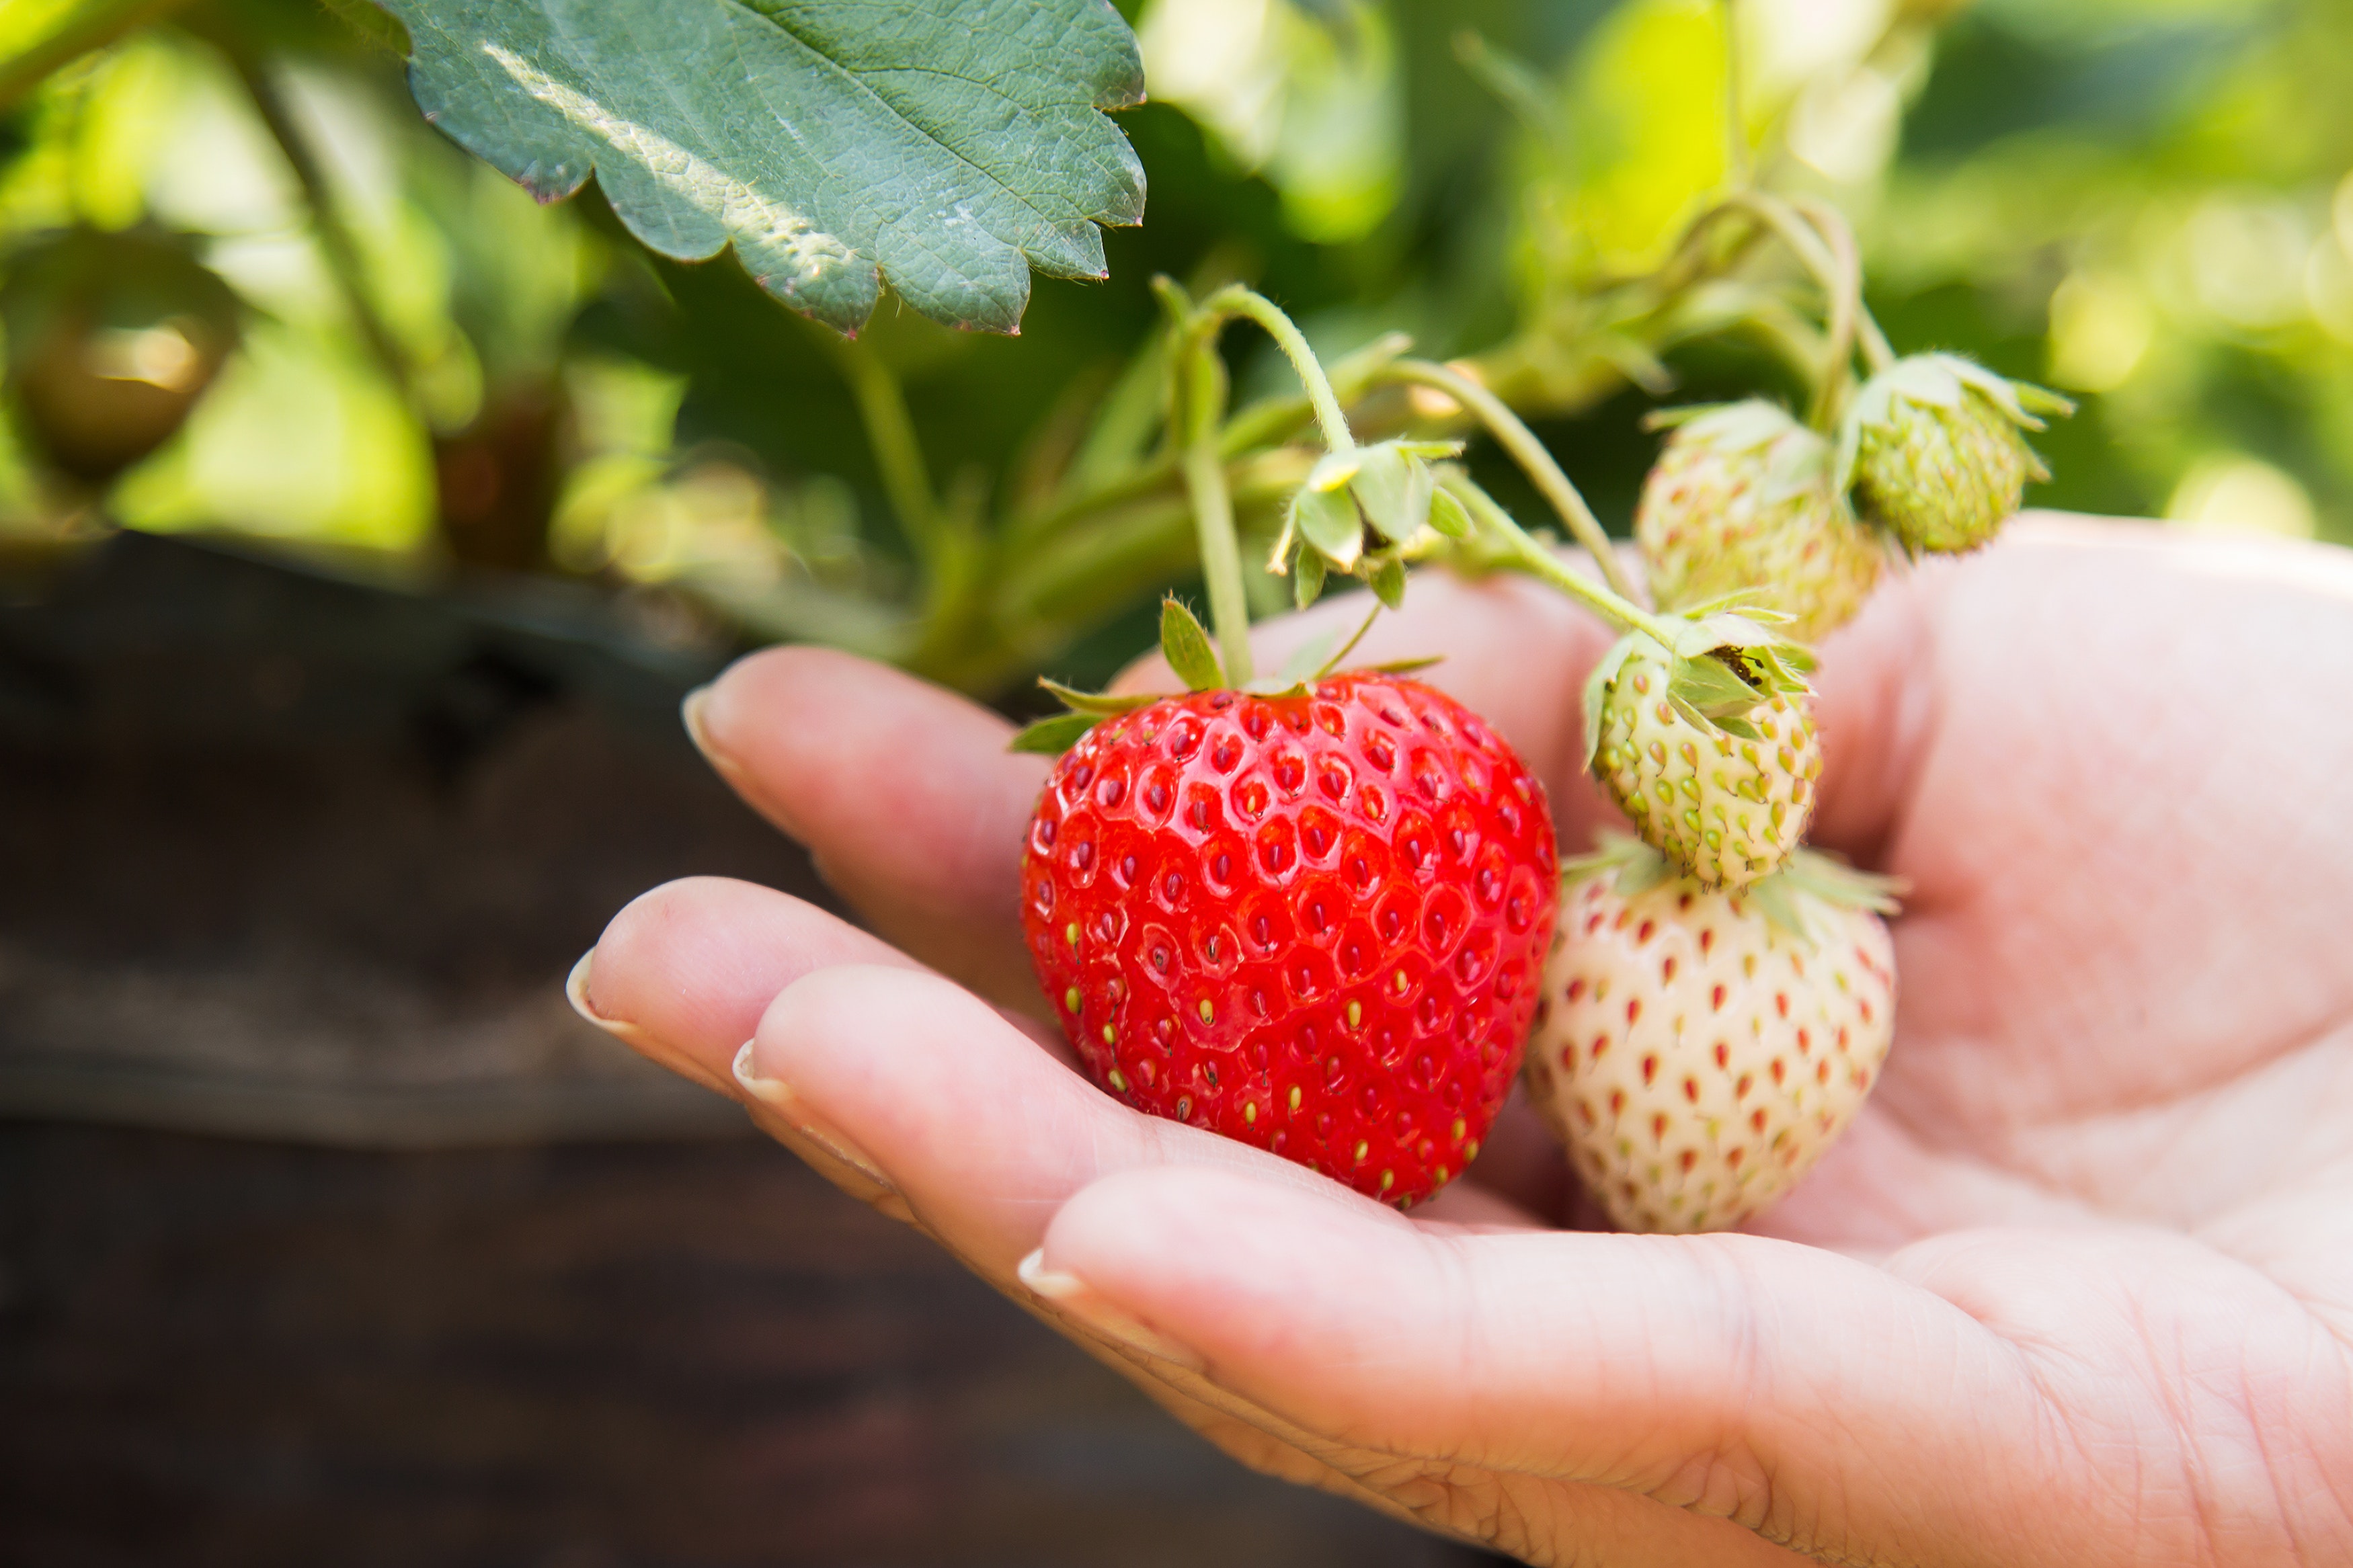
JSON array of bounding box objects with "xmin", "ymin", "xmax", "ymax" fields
[{"xmin": 571, "ymin": 518, "xmax": 2353, "ymax": 1566}]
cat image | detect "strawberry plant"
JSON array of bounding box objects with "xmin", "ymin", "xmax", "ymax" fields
[{"xmin": 0, "ymin": 0, "xmax": 2089, "ymax": 1231}]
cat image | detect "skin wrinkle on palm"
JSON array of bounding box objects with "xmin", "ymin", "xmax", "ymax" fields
[
  {"xmin": 380, "ymin": 0, "xmax": 1144, "ymax": 331},
  {"xmin": 586, "ymin": 520, "xmax": 2353, "ymax": 1566}
]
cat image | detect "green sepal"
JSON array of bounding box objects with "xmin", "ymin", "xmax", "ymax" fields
[
  {"xmin": 1776, "ymin": 847, "xmax": 1907, "ymax": 914},
  {"xmin": 1009, "ymin": 711, "xmax": 1101, "ymax": 755},
  {"xmin": 1557, "ymin": 831, "xmax": 1674, "ymax": 895},
  {"xmin": 1561, "ymin": 835, "xmax": 1905, "ymax": 947},
  {"xmin": 1836, "ymin": 352, "xmax": 2075, "ymax": 491},
  {"xmin": 1365, "ymin": 655, "xmax": 1442, "ymax": 676},
  {"xmin": 1368, "ymin": 554, "xmax": 1407, "ymax": 610},
  {"xmin": 1580, "ymin": 632, "xmax": 1648, "ymax": 770},
  {"xmin": 1037, "ymin": 679, "xmax": 1162, "ymax": 716},
  {"xmin": 1349, "ymin": 443, "xmax": 1417, "ymax": 543},
  {"xmin": 1670, "ymin": 613, "xmax": 1816, "ymax": 690},
  {"xmin": 1427, "ymin": 484, "xmax": 1473, "ymax": 540},
  {"xmin": 1306, "ymin": 450, "xmax": 1361, "ymax": 492},
  {"xmin": 1743, "ymin": 849, "xmax": 1906, "ymax": 945},
  {"xmin": 1667, "ymin": 651, "xmax": 1768, "ymax": 719},
  {"xmin": 1292, "ymin": 485, "xmax": 1364, "ymax": 571},
  {"xmin": 1159, "ymin": 597, "xmax": 1226, "ymax": 692},
  {"xmin": 1347, "ymin": 438, "xmax": 1466, "ymax": 544},
  {"xmin": 1293, "ymin": 548, "xmax": 1328, "ymax": 610}
]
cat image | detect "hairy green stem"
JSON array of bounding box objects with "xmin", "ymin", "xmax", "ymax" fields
[
  {"xmin": 1006, "ymin": 331, "xmax": 1408, "ymax": 551},
  {"xmin": 1174, "ymin": 329, "xmax": 1254, "ymax": 683},
  {"xmin": 1199, "ymin": 286, "xmax": 1359, "ymax": 456},
  {"xmin": 1443, "ymin": 474, "xmax": 1673, "ymax": 644},
  {"xmin": 1790, "ymin": 195, "xmax": 1895, "ymax": 372},
  {"xmin": 1716, "ymin": 190, "xmax": 1862, "ymax": 428},
  {"xmin": 1381, "ymin": 357, "xmax": 1646, "ymax": 604}
]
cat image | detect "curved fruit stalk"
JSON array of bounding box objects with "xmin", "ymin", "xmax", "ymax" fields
[
  {"xmin": 1020, "ymin": 668, "xmax": 1558, "ymax": 1205},
  {"xmin": 1524, "ymin": 839, "xmax": 1898, "ymax": 1233},
  {"xmin": 1637, "ymin": 401, "xmax": 1883, "ymax": 642}
]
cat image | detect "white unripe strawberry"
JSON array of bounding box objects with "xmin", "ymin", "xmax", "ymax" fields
[
  {"xmin": 1637, "ymin": 401, "xmax": 1883, "ymax": 643},
  {"xmin": 1524, "ymin": 841, "xmax": 1897, "ymax": 1234}
]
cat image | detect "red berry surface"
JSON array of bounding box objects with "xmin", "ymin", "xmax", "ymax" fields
[{"xmin": 1020, "ymin": 674, "xmax": 1558, "ymax": 1205}]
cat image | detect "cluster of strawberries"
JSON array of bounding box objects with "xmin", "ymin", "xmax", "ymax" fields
[
  {"xmin": 1535, "ymin": 354, "xmax": 2066, "ymax": 1231},
  {"xmin": 1015, "ymin": 272, "xmax": 2065, "ymax": 1233}
]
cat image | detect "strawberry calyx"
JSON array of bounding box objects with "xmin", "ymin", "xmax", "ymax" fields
[
  {"xmin": 1646, "ymin": 399, "xmax": 1837, "ymax": 506},
  {"xmin": 1270, "ymin": 438, "xmax": 1472, "ymax": 612},
  {"xmin": 1011, "ymin": 597, "xmax": 1443, "ymax": 757},
  {"xmin": 1578, "ymin": 612, "xmax": 1812, "ymax": 770},
  {"xmin": 1562, "ymin": 832, "xmax": 1905, "ymax": 948}
]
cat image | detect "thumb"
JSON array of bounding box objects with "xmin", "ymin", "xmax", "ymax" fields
[{"xmin": 1034, "ymin": 1165, "xmax": 2066, "ymax": 1567}]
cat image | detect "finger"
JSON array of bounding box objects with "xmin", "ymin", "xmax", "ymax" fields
[
  {"xmin": 1038, "ymin": 1164, "xmax": 2071, "ymax": 1568},
  {"xmin": 686, "ymin": 647, "xmax": 1051, "ymax": 1011},
  {"xmin": 576, "ymin": 875, "xmax": 928, "ymax": 1085},
  {"xmin": 743, "ymin": 964, "xmax": 1380, "ymax": 1284},
  {"xmin": 571, "ymin": 876, "xmax": 964, "ymax": 1206},
  {"xmin": 745, "ymin": 962, "xmax": 1477, "ymax": 1518}
]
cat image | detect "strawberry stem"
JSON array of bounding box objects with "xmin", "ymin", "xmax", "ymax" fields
[
  {"xmin": 1685, "ymin": 191, "xmax": 1895, "ymax": 429},
  {"xmin": 1792, "ymin": 196, "xmax": 1896, "ymax": 375},
  {"xmin": 1381, "ymin": 357, "xmax": 1646, "ymax": 606},
  {"xmin": 1156, "ymin": 277, "xmax": 1257, "ymax": 684},
  {"xmin": 1177, "ymin": 337, "xmax": 1254, "ymax": 684},
  {"xmin": 1199, "ymin": 286, "xmax": 1359, "ymax": 457},
  {"xmin": 1441, "ymin": 471, "xmax": 1678, "ymax": 645}
]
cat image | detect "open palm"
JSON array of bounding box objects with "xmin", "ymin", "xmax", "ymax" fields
[{"xmin": 574, "ymin": 519, "xmax": 2353, "ymax": 1566}]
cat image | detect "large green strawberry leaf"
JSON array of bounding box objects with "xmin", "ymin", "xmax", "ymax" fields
[{"xmin": 376, "ymin": 0, "xmax": 1146, "ymax": 334}]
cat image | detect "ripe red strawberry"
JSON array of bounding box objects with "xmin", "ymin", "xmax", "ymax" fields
[{"xmin": 1020, "ymin": 673, "xmax": 1558, "ymax": 1205}]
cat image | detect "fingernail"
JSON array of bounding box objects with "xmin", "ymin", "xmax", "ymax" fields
[
  {"xmin": 1018, "ymin": 1248, "xmax": 1205, "ymax": 1372},
  {"xmin": 731, "ymin": 1040, "xmax": 895, "ymax": 1194},
  {"xmin": 565, "ymin": 950, "xmax": 738, "ymax": 1100},
  {"xmin": 683, "ymin": 685, "xmax": 756, "ymax": 794}
]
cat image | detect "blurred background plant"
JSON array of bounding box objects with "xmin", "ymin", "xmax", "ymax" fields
[{"xmin": 3, "ymin": 0, "xmax": 2348, "ymax": 698}]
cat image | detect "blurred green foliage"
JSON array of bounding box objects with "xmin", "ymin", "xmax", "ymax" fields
[{"xmin": 1, "ymin": 0, "xmax": 2347, "ymax": 696}]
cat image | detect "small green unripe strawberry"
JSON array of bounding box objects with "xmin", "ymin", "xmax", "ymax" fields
[
  {"xmin": 1525, "ymin": 839, "xmax": 1899, "ymax": 1234},
  {"xmin": 1583, "ymin": 620, "xmax": 1819, "ymax": 889},
  {"xmin": 1637, "ymin": 401, "xmax": 1883, "ymax": 642},
  {"xmin": 1841, "ymin": 354, "xmax": 2073, "ymax": 554}
]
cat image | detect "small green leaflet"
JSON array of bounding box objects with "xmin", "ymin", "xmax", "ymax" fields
[
  {"xmin": 1291, "ymin": 485, "xmax": 1363, "ymax": 571},
  {"xmin": 1036, "ymin": 678, "xmax": 1158, "ymax": 716},
  {"xmin": 1293, "ymin": 548, "xmax": 1328, "ymax": 610},
  {"xmin": 1008, "ymin": 710, "xmax": 1100, "ymax": 754},
  {"xmin": 1668, "ymin": 651, "xmax": 1767, "ymax": 718},
  {"xmin": 1349, "ymin": 444, "xmax": 1421, "ymax": 542},
  {"xmin": 1158, "ymin": 597, "xmax": 1226, "ymax": 692},
  {"xmin": 1426, "ymin": 484, "xmax": 1472, "ymax": 540},
  {"xmin": 377, "ymin": 0, "xmax": 1146, "ymax": 335},
  {"xmin": 1580, "ymin": 633, "xmax": 1643, "ymax": 769}
]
